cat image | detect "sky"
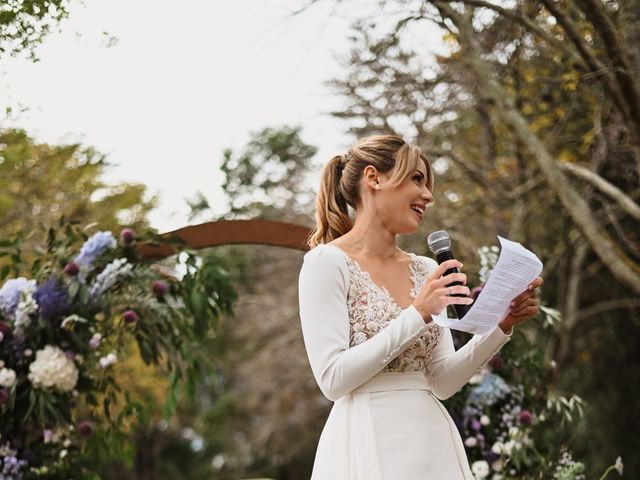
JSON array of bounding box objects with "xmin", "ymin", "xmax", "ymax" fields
[{"xmin": 0, "ymin": 0, "xmax": 445, "ymax": 232}]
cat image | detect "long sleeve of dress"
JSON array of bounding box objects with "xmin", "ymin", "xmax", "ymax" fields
[
  {"xmin": 299, "ymin": 245, "xmax": 428, "ymax": 401},
  {"xmin": 424, "ymin": 309, "xmax": 512, "ymax": 401}
]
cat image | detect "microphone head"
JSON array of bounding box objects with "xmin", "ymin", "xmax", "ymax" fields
[{"xmin": 427, "ymin": 230, "xmax": 451, "ymax": 255}]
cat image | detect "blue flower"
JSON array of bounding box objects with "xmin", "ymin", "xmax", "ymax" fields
[
  {"xmin": 74, "ymin": 231, "xmax": 117, "ymax": 269},
  {"xmin": 467, "ymin": 373, "xmax": 511, "ymax": 408},
  {"xmin": 34, "ymin": 277, "xmax": 69, "ymax": 321},
  {"xmin": 0, "ymin": 277, "xmax": 36, "ymax": 319}
]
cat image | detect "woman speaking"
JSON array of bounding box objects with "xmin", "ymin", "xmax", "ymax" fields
[{"xmin": 298, "ymin": 135, "xmax": 542, "ymax": 479}]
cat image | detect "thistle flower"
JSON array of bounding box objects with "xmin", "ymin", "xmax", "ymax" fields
[
  {"xmin": 519, "ymin": 410, "xmax": 533, "ymax": 426},
  {"xmin": 74, "ymin": 231, "xmax": 117, "ymax": 270},
  {"xmin": 151, "ymin": 280, "xmax": 168, "ymax": 298},
  {"xmin": 64, "ymin": 261, "xmax": 79, "ymax": 276},
  {"xmin": 78, "ymin": 420, "xmax": 93, "ymax": 438},
  {"xmin": 120, "ymin": 228, "xmax": 136, "ymax": 244},
  {"xmin": 123, "ymin": 310, "xmax": 138, "ymax": 324}
]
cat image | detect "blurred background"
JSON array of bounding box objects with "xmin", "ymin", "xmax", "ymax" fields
[{"xmin": 1, "ymin": 0, "xmax": 638, "ymax": 478}]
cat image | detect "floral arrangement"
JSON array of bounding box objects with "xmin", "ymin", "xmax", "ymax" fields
[
  {"xmin": 0, "ymin": 223, "xmax": 236, "ymax": 478},
  {"xmin": 449, "ymin": 246, "xmax": 623, "ymax": 480}
]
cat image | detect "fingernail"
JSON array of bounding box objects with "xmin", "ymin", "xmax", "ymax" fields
[{"xmin": 528, "ymin": 285, "xmax": 534, "ymax": 290}]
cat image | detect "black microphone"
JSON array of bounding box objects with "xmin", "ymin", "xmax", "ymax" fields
[{"xmin": 427, "ymin": 230, "xmax": 469, "ymax": 319}]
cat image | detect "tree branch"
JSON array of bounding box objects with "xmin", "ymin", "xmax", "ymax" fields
[{"xmin": 559, "ymin": 162, "xmax": 640, "ymax": 221}]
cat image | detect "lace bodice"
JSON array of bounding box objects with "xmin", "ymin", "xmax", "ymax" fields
[{"xmin": 343, "ymin": 252, "xmax": 443, "ymax": 373}]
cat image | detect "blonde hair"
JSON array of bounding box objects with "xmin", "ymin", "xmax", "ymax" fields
[{"xmin": 307, "ymin": 134, "xmax": 433, "ymax": 249}]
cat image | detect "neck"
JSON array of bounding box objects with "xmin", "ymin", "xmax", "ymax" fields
[{"xmin": 341, "ymin": 212, "xmax": 399, "ymax": 259}]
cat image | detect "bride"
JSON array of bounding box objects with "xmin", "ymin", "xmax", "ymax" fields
[{"xmin": 298, "ymin": 134, "xmax": 542, "ymax": 479}]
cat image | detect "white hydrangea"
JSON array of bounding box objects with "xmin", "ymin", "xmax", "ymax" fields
[
  {"xmin": 480, "ymin": 415, "xmax": 491, "ymax": 426},
  {"xmin": 28, "ymin": 345, "xmax": 79, "ymax": 392},
  {"xmin": 89, "ymin": 258, "xmax": 133, "ymax": 298},
  {"xmin": 464, "ymin": 437, "xmax": 478, "ymax": 447},
  {"xmin": 14, "ymin": 292, "xmax": 38, "ymax": 337},
  {"xmin": 472, "ymin": 460, "xmax": 490, "ymax": 479},
  {"xmin": 0, "ymin": 367, "xmax": 16, "ymax": 387}
]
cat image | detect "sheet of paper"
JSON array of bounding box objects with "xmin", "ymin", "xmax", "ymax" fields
[{"xmin": 431, "ymin": 236, "xmax": 543, "ymax": 336}]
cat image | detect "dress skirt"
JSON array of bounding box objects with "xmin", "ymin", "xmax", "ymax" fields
[{"xmin": 311, "ymin": 372, "xmax": 474, "ymax": 480}]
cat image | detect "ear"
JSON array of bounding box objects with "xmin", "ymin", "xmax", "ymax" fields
[{"xmin": 363, "ymin": 165, "xmax": 381, "ymax": 190}]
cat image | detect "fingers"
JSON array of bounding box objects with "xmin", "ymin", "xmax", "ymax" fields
[
  {"xmin": 528, "ymin": 276, "xmax": 544, "ymax": 290},
  {"xmin": 444, "ymin": 285, "xmax": 471, "ymax": 296},
  {"xmin": 427, "ymin": 259, "xmax": 463, "ymax": 282},
  {"xmin": 510, "ymin": 297, "xmax": 539, "ymax": 316},
  {"xmin": 434, "ymin": 272, "xmax": 467, "ymax": 288}
]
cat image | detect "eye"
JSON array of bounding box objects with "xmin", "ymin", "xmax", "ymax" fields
[{"xmin": 414, "ymin": 174, "xmax": 424, "ymax": 184}]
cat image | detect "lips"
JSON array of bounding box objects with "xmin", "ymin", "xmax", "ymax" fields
[{"xmin": 410, "ymin": 204, "xmax": 425, "ymax": 219}]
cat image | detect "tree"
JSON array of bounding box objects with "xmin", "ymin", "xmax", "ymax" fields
[
  {"xmin": 0, "ymin": 0, "xmax": 72, "ymax": 59},
  {"xmin": 0, "ymin": 128, "xmax": 156, "ymax": 243},
  {"xmin": 219, "ymin": 125, "xmax": 318, "ymax": 223}
]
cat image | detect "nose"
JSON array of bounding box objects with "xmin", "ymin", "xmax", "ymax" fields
[{"xmin": 421, "ymin": 187, "xmax": 434, "ymax": 205}]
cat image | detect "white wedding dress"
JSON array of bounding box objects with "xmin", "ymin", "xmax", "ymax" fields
[{"xmin": 298, "ymin": 244, "xmax": 512, "ymax": 480}]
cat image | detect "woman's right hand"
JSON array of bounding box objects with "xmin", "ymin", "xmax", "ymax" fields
[{"xmin": 412, "ymin": 259, "xmax": 473, "ymax": 322}]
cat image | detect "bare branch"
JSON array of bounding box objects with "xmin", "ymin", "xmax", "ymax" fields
[
  {"xmin": 559, "ymin": 162, "xmax": 640, "ymax": 221},
  {"xmin": 578, "ymin": 298, "xmax": 640, "ymax": 322}
]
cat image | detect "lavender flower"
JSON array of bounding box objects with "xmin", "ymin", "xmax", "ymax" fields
[
  {"xmin": 34, "ymin": 278, "xmax": 69, "ymax": 321},
  {"xmin": 0, "ymin": 278, "xmax": 36, "ymax": 319},
  {"xmin": 74, "ymin": 231, "xmax": 117, "ymax": 270}
]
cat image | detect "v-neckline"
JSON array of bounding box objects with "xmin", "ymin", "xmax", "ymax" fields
[{"xmin": 324, "ymin": 243, "xmax": 418, "ymax": 311}]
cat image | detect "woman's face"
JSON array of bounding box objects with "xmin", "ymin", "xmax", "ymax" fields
[{"xmin": 360, "ymin": 161, "xmax": 434, "ymax": 235}]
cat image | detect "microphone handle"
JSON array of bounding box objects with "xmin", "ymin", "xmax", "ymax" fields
[{"xmin": 434, "ymin": 249, "xmax": 469, "ymax": 319}]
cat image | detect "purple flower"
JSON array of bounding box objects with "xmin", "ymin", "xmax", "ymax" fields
[
  {"xmin": 74, "ymin": 231, "xmax": 117, "ymax": 269},
  {"xmin": 65, "ymin": 350, "xmax": 76, "ymax": 361},
  {"xmin": 0, "ymin": 277, "xmax": 36, "ymax": 319},
  {"xmin": 78, "ymin": 420, "xmax": 93, "ymax": 437},
  {"xmin": 488, "ymin": 353, "xmax": 503, "ymax": 370},
  {"xmin": 151, "ymin": 280, "xmax": 168, "ymax": 298},
  {"xmin": 470, "ymin": 284, "xmax": 485, "ymax": 301},
  {"xmin": 484, "ymin": 451, "xmax": 500, "ymax": 464},
  {"xmin": 120, "ymin": 228, "xmax": 136, "ymax": 245},
  {"xmin": 519, "ymin": 410, "xmax": 533, "ymax": 426},
  {"xmin": 123, "ymin": 309, "xmax": 138, "ymax": 324},
  {"xmin": 471, "ymin": 418, "xmax": 482, "ymax": 431},
  {"xmin": 0, "ymin": 387, "xmax": 8, "ymax": 406},
  {"xmin": 34, "ymin": 277, "xmax": 69, "ymax": 321},
  {"xmin": 0, "ymin": 321, "xmax": 11, "ymax": 336},
  {"xmin": 64, "ymin": 261, "xmax": 79, "ymax": 276}
]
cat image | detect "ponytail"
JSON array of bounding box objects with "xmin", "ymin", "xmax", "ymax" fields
[{"xmin": 306, "ymin": 155, "xmax": 353, "ymax": 249}]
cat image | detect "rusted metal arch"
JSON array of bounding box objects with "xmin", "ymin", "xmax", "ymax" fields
[{"xmin": 139, "ymin": 220, "xmax": 312, "ymax": 259}]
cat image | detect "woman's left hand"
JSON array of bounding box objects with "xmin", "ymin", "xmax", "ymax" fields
[{"xmin": 499, "ymin": 276, "xmax": 544, "ymax": 334}]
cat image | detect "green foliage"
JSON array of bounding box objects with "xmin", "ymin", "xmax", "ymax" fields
[
  {"xmin": 219, "ymin": 125, "xmax": 317, "ymax": 221},
  {"xmin": 0, "ymin": 129, "xmax": 157, "ymax": 246}
]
